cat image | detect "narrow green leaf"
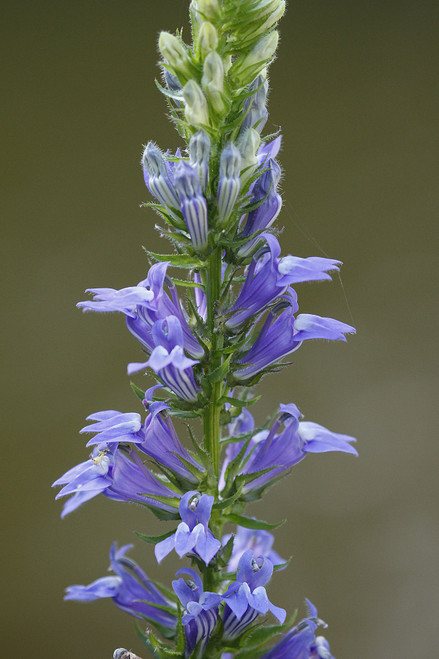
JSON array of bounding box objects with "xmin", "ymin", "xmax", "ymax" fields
[
  {"xmin": 207, "ymin": 354, "xmax": 233, "ymax": 383},
  {"xmin": 225, "ymin": 513, "xmax": 285, "ymax": 531},
  {"xmin": 135, "ymin": 528, "xmax": 176, "ymax": 545},
  {"xmin": 273, "ymin": 557, "xmax": 292, "ymax": 571},
  {"xmin": 221, "ymin": 395, "xmax": 261, "ymax": 407},
  {"xmin": 142, "ymin": 247, "xmax": 205, "ymax": 269},
  {"xmin": 135, "ymin": 500, "xmax": 180, "ymax": 521},
  {"xmin": 130, "ymin": 381, "xmax": 145, "ymax": 403},
  {"xmin": 172, "ymin": 278, "xmax": 204, "ymax": 289},
  {"xmin": 235, "ymin": 465, "xmax": 277, "ymax": 490}
]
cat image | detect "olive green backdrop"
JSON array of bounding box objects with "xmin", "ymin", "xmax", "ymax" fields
[{"xmin": 2, "ymin": 1, "xmax": 438, "ymax": 656}]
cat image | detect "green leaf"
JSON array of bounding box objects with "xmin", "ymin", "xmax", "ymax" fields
[
  {"xmin": 212, "ymin": 487, "xmax": 244, "ymax": 511},
  {"xmin": 235, "ymin": 465, "xmax": 277, "ymax": 490},
  {"xmin": 172, "ymin": 278, "xmax": 204, "ymax": 289},
  {"xmin": 222, "ymin": 435, "xmax": 253, "ymax": 496},
  {"xmin": 136, "ymin": 501, "xmax": 180, "ymax": 521},
  {"xmin": 142, "ymin": 247, "xmax": 205, "ymax": 269},
  {"xmin": 135, "ymin": 621, "xmax": 156, "ymax": 652},
  {"xmin": 135, "ymin": 528, "xmax": 176, "ymax": 545},
  {"xmin": 225, "ymin": 513, "xmax": 285, "ymax": 531},
  {"xmin": 168, "ymin": 409, "xmax": 201, "ymax": 419},
  {"xmin": 221, "ymin": 394, "xmax": 261, "ymax": 407},
  {"xmin": 220, "ymin": 533, "xmax": 235, "ymax": 566},
  {"xmin": 130, "ymin": 381, "xmax": 145, "ymax": 403},
  {"xmin": 207, "ymin": 354, "xmax": 233, "ymax": 383}
]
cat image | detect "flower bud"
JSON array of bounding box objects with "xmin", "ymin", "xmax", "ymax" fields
[
  {"xmin": 232, "ymin": 31, "xmax": 279, "ymax": 83},
  {"xmin": 189, "ymin": 131, "xmax": 211, "ymax": 191},
  {"xmin": 183, "ymin": 80, "xmax": 210, "ymax": 127},
  {"xmin": 202, "ymin": 52, "xmax": 227, "ymax": 115},
  {"xmin": 238, "ymin": 128, "xmax": 261, "ymax": 185},
  {"xmin": 174, "ymin": 162, "xmax": 209, "ymax": 250},
  {"xmin": 142, "ymin": 142, "xmax": 180, "ymax": 209},
  {"xmin": 198, "ymin": 21, "xmax": 218, "ymax": 55},
  {"xmin": 158, "ymin": 32, "xmax": 194, "ymax": 81},
  {"xmin": 190, "ymin": 0, "xmax": 219, "ymax": 20},
  {"xmin": 240, "ymin": 73, "xmax": 269, "ymax": 134},
  {"xmin": 217, "ymin": 143, "xmax": 242, "ymax": 227},
  {"xmin": 254, "ymin": 1, "xmax": 285, "ymax": 38}
]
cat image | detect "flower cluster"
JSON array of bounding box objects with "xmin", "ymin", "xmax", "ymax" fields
[{"xmin": 53, "ymin": 1, "xmax": 356, "ymax": 657}]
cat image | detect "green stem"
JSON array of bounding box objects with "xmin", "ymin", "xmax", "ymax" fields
[{"xmin": 203, "ymin": 245, "xmax": 223, "ymax": 479}]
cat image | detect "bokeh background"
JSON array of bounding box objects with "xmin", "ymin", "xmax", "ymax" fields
[{"xmin": 2, "ymin": 0, "xmax": 438, "ymax": 656}]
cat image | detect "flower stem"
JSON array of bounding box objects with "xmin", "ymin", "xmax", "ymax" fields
[{"xmin": 203, "ymin": 245, "xmax": 223, "ymax": 480}]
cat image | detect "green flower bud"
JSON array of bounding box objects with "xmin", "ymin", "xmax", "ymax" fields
[
  {"xmin": 231, "ymin": 30, "xmax": 279, "ymax": 84},
  {"xmin": 183, "ymin": 80, "xmax": 210, "ymax": 127},
  {"xmin": 253, "ymin": 1, "xmax": 285, "ymax": 38},
  {"xmin": 190, "ymin": 0, "xmax": 220, "ymax": 20},
  {"xmin": 238, "ymin": 128, "xmax": 261, "ymax": 185},
  {"xmin": 158, "ymin": 32, "xmax": 194, "ymax": 81},
  {"xmin": 198, "ymin": 22, "xmax": 218, "ymax": 55},
  {"xmin": 202, "ymin": 52, "xmax": 227, "ymax": 115}
]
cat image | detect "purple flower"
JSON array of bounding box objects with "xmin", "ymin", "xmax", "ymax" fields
[
  {"xmin": 138, "ymin": 402, "xmax": 205, "ymax": 483},
  {"xmin": 78, "ymin": 262, "xmax": 204, "ymax": 361},
  {"xmin": 234, "ymin": 297, "xmax": 355, "ymax": 381},
  {"xmin": 226, "ymin": 234, "xmax": 340, "ymax": 330},
  {"xmin": 222, "ymin": 527, "xmax": 285, "ymax": 573},
  {"xmin": 238, "ymin": 159, "xmax": 282, "ymax": 257},
  {"xmin": 220, "ymin": 404, "xmax": 357, "ymax": 495},
  {"xmin": 260, "ymin": 601, "xmax": 335, "ymax": 659},
  {"xmin": 76, "ymin": 285, "xmax": 154, "ymax": 316},
  {"xmin": 174, "ymin": 161, "xmax": 209, "ymax": 250},
  {"xmin": 80, "ymin": 410, "xmax": 144, "ymax": 449},
  {"xmin": 222, "ymin": 550, "xmax": 286, "ymax": 640},
  {"xmin": 172, "ymin": 568, "xmax": 222, "ymax": 658},
  {"xmin": 128, "ymin": 315, "xmax": 200, "ymax": 402},
  {"xmin": 53, "ymin": 446, "xmax": 177, "ymax": 518},
  {"xmin": 65, "ymin": 543, "xmax": 177, "ymax": 630},
  {"xmin": 52, "ymin": 447, "xmax": 113, "ymax": 518},
  {"xmin": 155, "ymin": 491, "xmax": 221, "ymax": 565},
  {"xmin": 218, "ymin": 406, "xmax": 256, "ymax": 491}
]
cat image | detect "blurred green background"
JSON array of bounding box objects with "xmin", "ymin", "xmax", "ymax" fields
[{"xmin": 2, "ymin": 1, "xmax": 438, "ymax": 656}]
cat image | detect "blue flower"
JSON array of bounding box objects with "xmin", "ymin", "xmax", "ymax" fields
[
  {"xmin": 53, "ymin": 446, "xmax": 177, "ymax": 518},
  {"xmin": 238, "ymin": 159, "xmax": 282, "ymax": 257},
  {"xmin": 65, "ymin": 544, "xmax": 177, "ymax": 629},
  {"xmin": 76, "ymin": 284, "xmax": 154, "ymax": 316},
  {"xmin": 52, "ymin": 447, "xmax": 113, "ymax": 518},
  {"xmin": 155, "ymin": 491, "xmax": 221, "ymax": 565},
  {"xmin": 80, "ymin": 410, "xmax": 144, "ymax": 449},
  {"xmin": 128, "ymin": 315, "xmax": 200, "ymax": 402},
  {"xmin": 234, "ymin": 297, "xmax": 355, "ymax": 381},
  {"xmin": 78, "ymin": 262, "xmax": 204, "ymax": 361},
  {"xmin": 220, "ymin": 404, "xmax": 357, "ymax": 495},
  {"xmin": 226, "ymin": 234, "xmax": 340, "ymax": 330},
  {"xmin": 222, "ymin": 526, "xmax": 285, "ymax": 573},
  {"xmin": 172, "ymin": 568, "xmax": 222, "ymax": 658},
  {"xmin": 138, "ymin": 402, "xmax": 205, "ymax": 483},
  {"xmin": 260, "ymin": 600, "xmax": 335, "ymax": 659},
  {"xmin": 222, "ymin": 550, "xmax": 286, "ymax": 640}
]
